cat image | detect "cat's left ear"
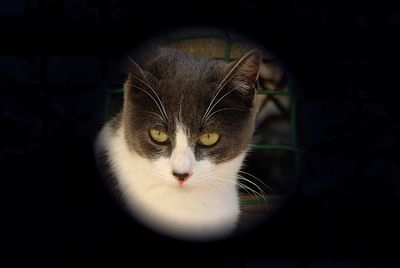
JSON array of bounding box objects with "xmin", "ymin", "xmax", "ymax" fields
[
  {"xmin": 124, "ymin": 59, "xmax": 150, "ymax": 95},
  {"xmin": 222, "ymin": 49, "xmax": 261, "ymax": 96}
]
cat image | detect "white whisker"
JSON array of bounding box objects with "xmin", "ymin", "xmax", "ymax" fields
[
  {"xmin": 193, "ymin": 179, "xmax": 231, "ymax": 192},
  {"xmin": 214, "ymin": 68, "xmax": 240, "ymax": 97},
  {"xmin": 216, "ymin": 53, "xmax": 250, "ymax": 90},
  {"xmin": 238, "ymin": 171, "xmax": 273, "ymax": 192},
  {"xmin": 200, "ymin": 66, "xmax": 241, "ymax": 124},
  {"xmin": 142, "ymin": 111, "xmax": 167, "ymax": 124},
  {"xmin": 213, "ymin": 176, "xmax": 264, "ymax": 207},
  {"xmin": 203, "ymin": 107, "xmax": 246, "ymax": 123},
  {"xmin": 128, "ymin": 74, "xmax": 169, "ymax": 122},
  {"xmin": 236, "ymin": 182, "xmax": 262, "ymax": 206},
  {"xmin": 202, "ymin": 84, "xmax": 246, "ymax": 125},
  {"xmin": 237, "ymin": 175, "xmax": 267, "ymax": 202},
  {"xmin": 126, "ymin": 83, "xmax": 167, "ymax": 124},
  {"xmin": 238, "ymin": 182, "xmax": 265, "ymax": 202},
  {"xmin": 210, "ymin": 170, "xmax": 269, "ymax": 203},
  {"xmin": 206, "ymin": 85, "xmax": 244, "ymax": 118}
]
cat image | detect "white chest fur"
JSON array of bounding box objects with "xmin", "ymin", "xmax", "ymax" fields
[{"xmin": 95, "ymin": 123, "xmax": 246, "ymax": 241}]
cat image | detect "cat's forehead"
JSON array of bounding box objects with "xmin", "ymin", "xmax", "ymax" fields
[
  {"xmin": 142, "ymin": 48, "xmax": 226, "ymax": 82},
  {"xmin": 150, "ymin": 70, "xmax": 221, "ymax": 109},
  {"xmin": 156, "ymin": 78, "xmax": 215, "ymax": 96}
]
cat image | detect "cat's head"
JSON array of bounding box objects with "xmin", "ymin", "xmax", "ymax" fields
[{"xmin": 122, "ymin": 47, "xmax": 261, "ymax": 189}]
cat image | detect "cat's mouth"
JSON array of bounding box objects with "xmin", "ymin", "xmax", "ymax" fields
[
  {"xmin": 174, "ymin": 178, "xmax": 192, "ymax": 189},
  {"xmin": 170, "ymin": 177, "xmax": 200, "ymax": 190},
  {"xmin": 169, "ymin": 181, "xmax": 194, "ymax": 190}
]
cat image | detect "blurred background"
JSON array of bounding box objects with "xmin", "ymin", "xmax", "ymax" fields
[{"xmin": 1, "ymin": 0, "xmax": 399, "ymax": 267}]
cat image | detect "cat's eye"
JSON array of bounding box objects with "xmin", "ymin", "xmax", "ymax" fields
[
  {"xmin": 198, "ymin": 132, "xmax": 220, "ymax": 146},
  {"xmin": 149, "ymin": 129, "xmax": 169, "ymax": 143}
]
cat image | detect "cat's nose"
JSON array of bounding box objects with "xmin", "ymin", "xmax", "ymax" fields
[{"xmin": 172, "ymin": 171, "xmax": 190, "ymax": 183}]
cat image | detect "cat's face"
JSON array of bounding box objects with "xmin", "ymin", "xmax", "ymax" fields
[{"xmin": 122, "ymin": 48, "xmax": 261, "ymax": 188}]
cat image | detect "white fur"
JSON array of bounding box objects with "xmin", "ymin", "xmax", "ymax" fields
[
  {"xmin": 96, "ymin": 123, "xmax": 247, "ymax": 241},
  {"xmin": 170, "ymin": 126, "xmax": 195, "ymax": 175}
]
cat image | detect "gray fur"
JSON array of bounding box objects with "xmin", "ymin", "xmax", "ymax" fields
[{"xmin": 114, "ymin": 47, "xmax": 260, "ymax": 164}]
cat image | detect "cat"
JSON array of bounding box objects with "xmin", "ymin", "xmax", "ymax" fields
[{"xmin": 95, "ymin": 46, "xmax": 261, "ymax": 241}]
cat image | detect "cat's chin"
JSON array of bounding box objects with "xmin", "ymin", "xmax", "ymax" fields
[
  {"xmin": 170, "ymin": 183, "xmax": 196, "ymax": 189},
  {"xmin": 132, "ymin": 199, "xmax": 238, "ymax": 242}
]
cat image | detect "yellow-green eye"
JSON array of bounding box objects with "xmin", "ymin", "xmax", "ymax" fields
[
  {"xmin": 149, "ymin": 129, "xmax": 169, "ymax": 143},
  {"xmin": 199, "ymin": 132, "xmax": 220, "ymax": 146}
]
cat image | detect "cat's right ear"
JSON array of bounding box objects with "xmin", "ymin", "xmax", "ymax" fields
[{"xmin": 220, "ymin": 49, "xmax": 261, "ymax": 97}]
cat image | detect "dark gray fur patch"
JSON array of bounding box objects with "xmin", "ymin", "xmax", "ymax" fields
[{"xmin": 116, "ymin": 47, "xmax": 260, "ymax": 164}]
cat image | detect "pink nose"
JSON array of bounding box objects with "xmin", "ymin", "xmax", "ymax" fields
[{"xmin": 172, "ymin": 172, "xmax": 190, "ymax": 183}]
